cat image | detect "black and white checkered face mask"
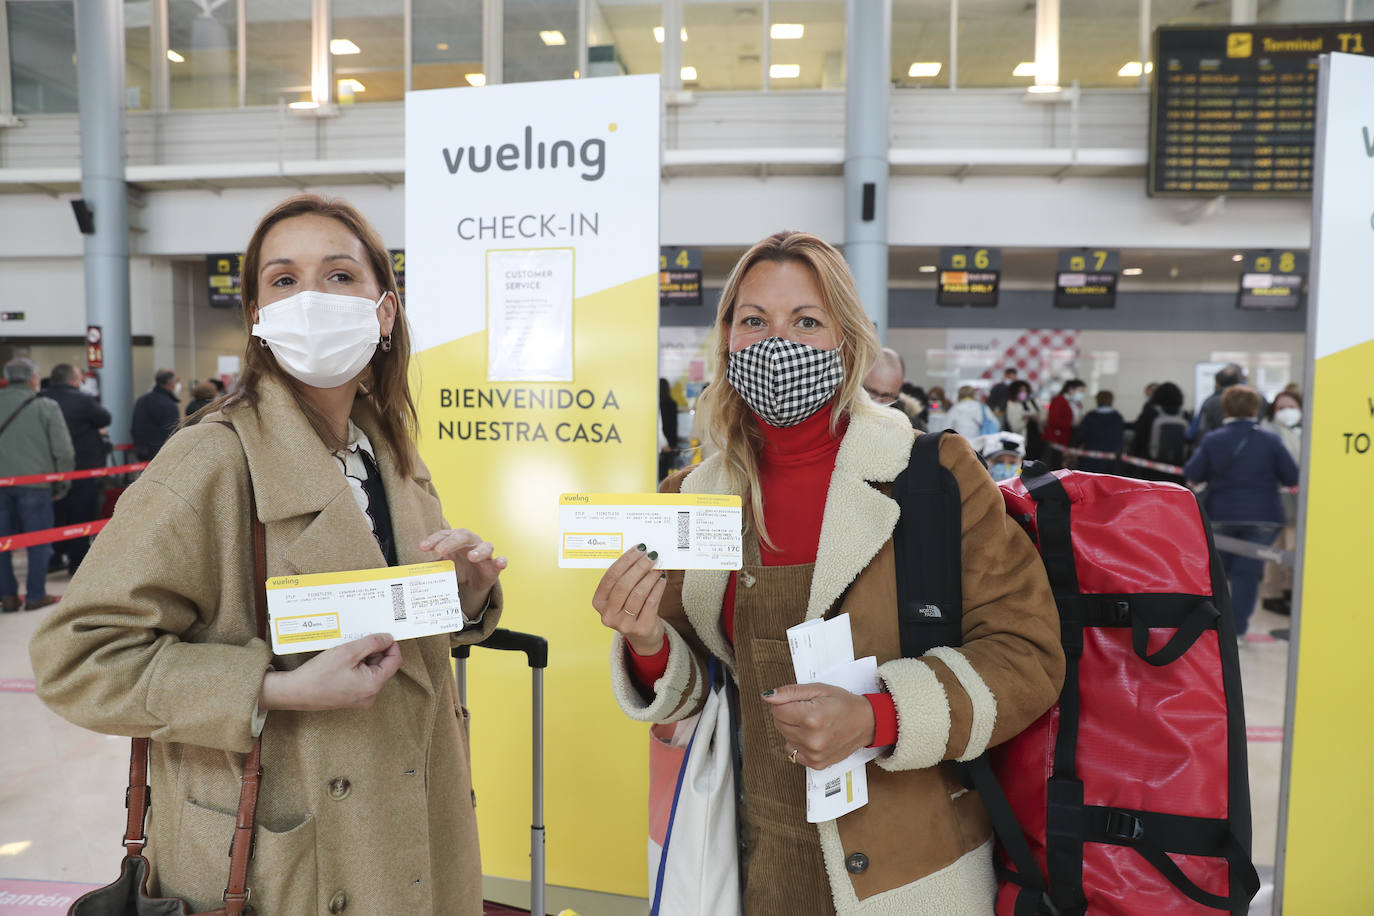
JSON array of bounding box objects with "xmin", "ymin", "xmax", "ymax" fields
[{"xmin": 726, "ymin": 336, "xmax": 845, "ymax": 428}]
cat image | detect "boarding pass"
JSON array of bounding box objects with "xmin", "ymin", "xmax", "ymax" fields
[
  {"xmin": 558, "ymin": 493, "xmax": 742, "ymax": 570},
  {"xmin": 265, "ymin": 561, "xmax": 464, "ymax": 655}
]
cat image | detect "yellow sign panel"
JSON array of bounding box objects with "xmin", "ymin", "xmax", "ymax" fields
[{"xmin": 1227, "ymin": 32, "xmax": 1253, "ymax": 57}]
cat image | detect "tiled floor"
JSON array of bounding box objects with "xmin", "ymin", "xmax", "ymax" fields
[{"xmin": 1, "ymin": 555, "xmax": 1293, "ymax": 914}]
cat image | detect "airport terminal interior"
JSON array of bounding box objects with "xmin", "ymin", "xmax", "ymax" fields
[{"xmin": 2, "ymin": 0, "xmax": 1372, "ymax": 914}]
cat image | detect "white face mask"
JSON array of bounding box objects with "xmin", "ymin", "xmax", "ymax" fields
[
  {"xmin": 173, "ymin": 382, "xmax": 183, "ymax": 397},
  {"xmin": 252, "ymin": 290, "xmax": 385, "ymax": 389},
  {"xmin": 1274, "ymin": 406, "xmax": 1301, "ymax": 428}
]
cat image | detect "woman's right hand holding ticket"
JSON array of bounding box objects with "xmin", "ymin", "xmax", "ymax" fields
[{"xmin": 591, "ymin": 544, "xmax": 667, "ymax": 655}]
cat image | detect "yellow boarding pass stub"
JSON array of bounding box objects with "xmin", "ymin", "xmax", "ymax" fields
[
  {"xmin": 559, "ymin": 493, "xmax": 742, "ymax": 570},
  {"xmin": 265, "ymin": 560, "xmax": 463, "ymax": 655}
]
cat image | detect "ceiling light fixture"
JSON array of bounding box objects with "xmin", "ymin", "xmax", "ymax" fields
[
  {"xmin": 166, "ymin": 49, "xmax": 185, "ymax": 63},
  {"xmin": 436, "ymin": 42, "xmax": 450, "ymax": 51},
  {"xmin": 918, "ymin": 265, "xmax": 937, "ymax": 273},
  {"xmin": 770, "ymin": 23, "xmax": 805, "ymax": 40},
  {"xmin": 769, "ymin": 64, "xmax": 800, "ymax": 79},
  {"xmin": 465, "ymin": 73, "xmax": 486, "ymax": 87},
  {"xmin": 1232, "ymin": 253, "xmax": 1244, "ymax": 262},
  {"xmin": 681, "ymin": 66, "xmax": 698, "ymax": 81},
  {"xmin": 1122, "ymin": 267, "xmax": 1144, "ymax": 276},
  {"xmin": 540, "ymin": 30, "xmax": 567, "ymax": 46},
  {"xmin": 908, "ymin": 62, "xmax": 942, "ymax": 78},
  {"xmin": 1012, "ymin": 61, "xmax": 1036, "ymax": 77},
  {"xmin": 653, "ymin": 26, "xmax": 688, "ymax": 43},
  {"xmin": 288, "ymin": 100, "xmax": 321, "ymax": 110},
  {"xmin": 330, "ymin": 39, "xmax": 361, "ymax": 55},
  {"xmin": 1117, "ymin": 60, "xmax": 1154, "ymax": 77}
]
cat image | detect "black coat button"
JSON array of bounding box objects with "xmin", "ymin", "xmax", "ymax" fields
[{"xmin": 845, "ymin": 852, "xmax": 869, "ymax": 874}]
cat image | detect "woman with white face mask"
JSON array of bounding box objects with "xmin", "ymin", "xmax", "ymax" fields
[
  {"xmin": 1260, "ymin": 389, "xmax": 1303, "ymax": 613},
  {"xmin": 32, "ymin": 195, "xmax": 505, "ymax": 915},
  {"xmin": 589, "ymin": 231, "xmax": 1063, "ymax": 914}
]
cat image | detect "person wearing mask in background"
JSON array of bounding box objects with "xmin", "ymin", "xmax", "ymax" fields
[
  {"xmin": 1044, "ymin": 378, "xmax": 1085, "ymax": 467},
  {"xmin": 30, "ymin": 195, "xmax": 506, "ymax": 914},
  {"xmin": 1189, "ymin": 363, "xmax": 1245, "ymax": 443},
  {"xmin": 185, "ymin": 380, "xmax": 219, "ymax": 418},
  {"xmin": 923, "ymin": 384, "xmax": 949, "ymax": 431},
  {"xmin": 863, "ymin": 348, "xmax": 922, "ymax": 430},
  {"xmin": 987, "ymin": 367, "xmax": 1017, "ymax": 415},
  {"xmin": 42, "ymin": 363, "xmax": 112, "ymax": 576},
  {"xmin": 943, "ymin": 384, "xmax": 991, "ymax": 441},
  {"xmin": 1260, "ymin": 389, "xmax": 1303, "ymax": 615},
  {"xmin": 1075, "ymin": 390, "xmax": 1125, "ymax": 474},
  {"xmin": 131, "ymin": 368, "xmax": 182, "ymax": 461},
  {"xmin": 591, "ymin": 230, "xmax": 1062, "ymax": 914},
  {"xmin": 0, "ymin": 358, "xmax": 74, "ymax": 612},
  {"xmin": 1129, "ymin": 381, "xmax": 1188, "ymax": 482},
  {"xmin": 1004, "ymin": 379, "xmax": 1043, "ymax": 461},
  {"xmin": 976, "ymin": 431, "xmax": 1026, "ymax": 483},
  {"xmin": 1184, "ymin": 385, "xmax": 1298, "ymax": 642},
  {"xmin": 659, "ymin": 377, "xmax": 680, "ymax": 483}
]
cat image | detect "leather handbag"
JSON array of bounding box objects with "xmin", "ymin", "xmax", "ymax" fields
[{"xmin": 69, "ymin": 467, "xmax": 269, "ymax": 916}]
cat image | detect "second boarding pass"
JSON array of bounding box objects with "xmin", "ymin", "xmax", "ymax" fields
[{"xmin": 558, "ymin": 493, "xmax": 743, "ymax": 570}]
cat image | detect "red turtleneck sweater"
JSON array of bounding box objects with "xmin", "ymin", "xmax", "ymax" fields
[{"xmin": 627, "ymin": 405, "xmax": 898, "ymax": 748}]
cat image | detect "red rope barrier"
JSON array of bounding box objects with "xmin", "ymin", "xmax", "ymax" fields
[
  {"xmin": 0, "ymin": 519, "xmax": 109, "ymax": 552},
  {"xmin": 0, "ymin": 462, "xmax": 147, "ymax": 488}
]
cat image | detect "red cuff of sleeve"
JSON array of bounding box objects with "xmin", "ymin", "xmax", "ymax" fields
[
  {"xmin": 865, "ymin": 692, "xmax": 898, "ymax": 748},
  {"xmin": 626, "ymin": 634, "xmax": 670, "ymax": 688}
]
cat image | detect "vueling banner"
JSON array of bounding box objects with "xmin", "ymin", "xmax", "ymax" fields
[
  {"xmin": 1281, "ymin": 52, "xmax": 1374, "ymax": 914},
  {"xmin": 405, "ymin": 75, "xmax": 660, "ymax": 897}
]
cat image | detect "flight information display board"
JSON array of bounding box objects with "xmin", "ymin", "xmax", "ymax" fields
[
  {"xmin": 1237, "ymin": 249, "xmax": 1307, "ymax": 310},
  {"xmin": 1149, "ymin": 22, "xmax": 1373, "ymax": 197},
  {"xmin": 937, "ymin": 247, "xmax": 1001, "ymax": 307},
  {"xmin": 1054, "ymin": 249, "xmax": 1119, "ymax": 309}
]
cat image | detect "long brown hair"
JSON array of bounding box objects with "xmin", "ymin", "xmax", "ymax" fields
[
  {"xmin": 697, "ymin": 230, "xmax": 881, "ymax": 548},
  {"xmin": 213, "ymin": 194, "xmax": 419, "ymax": 478}
]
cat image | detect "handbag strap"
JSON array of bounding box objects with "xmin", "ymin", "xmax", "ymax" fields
[
  {"xmin": 119, "ymin": 420, "xmax": 267, "ymax": 915},
  {"xmin": 0, "ymin": 394, "xmax": 39, "ymax": 440}
]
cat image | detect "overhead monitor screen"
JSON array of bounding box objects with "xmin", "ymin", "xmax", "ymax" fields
[{"xmin": 1149, "ymin": 22, "xmax": 1373, "ymax": 197}]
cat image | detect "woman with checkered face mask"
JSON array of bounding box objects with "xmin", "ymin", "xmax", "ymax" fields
[{"xmin": 589, "ymin": 231, "xmax": 1063, "ymax": 915}]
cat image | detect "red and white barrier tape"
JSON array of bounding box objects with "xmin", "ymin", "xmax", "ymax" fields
[
  {"xmin": 0, "ymin": 519, "xmax": 108, "ymax": 552},
  {"xmin": 1043, "ymin": 442, "xmax": 1187, "ymax": 475},
  {"xmin": 0, "ymin": 462, "xmax": 147, "ymax": 488}
]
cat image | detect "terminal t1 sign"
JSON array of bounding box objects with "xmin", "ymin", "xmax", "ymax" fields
[
  {"xmin": 1054, "ymin": 248, "xmax": 1120, "ymax": 308},
  {"xmin": 1237, "ymin": 249, "xmax": 1306, "ymax": 309},
  {"xmin": 937, "ymin": 247, "xmax": 1000, "ymax": 307}
]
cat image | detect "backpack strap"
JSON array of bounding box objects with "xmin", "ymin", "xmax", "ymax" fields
[{"xmin": 891, "ymin": 431, "xmax": 963, "ymax": 657}]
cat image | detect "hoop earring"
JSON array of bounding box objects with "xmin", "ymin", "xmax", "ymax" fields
[
  {"xmin": 380, "ymin": 335, "xmax": 392, "ymax": 352},
  {"xmin": 258, "ymin": 338, "xmax": 269, "ymax": 349}
]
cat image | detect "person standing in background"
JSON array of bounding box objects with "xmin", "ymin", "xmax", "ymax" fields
[
  {"xmin": 863, "ymin": 349, "xmax": 924, "ymax": 428},
  {"xmin": 1260, "ymin": 389, "xmax": 1303, "ymax": 615},
  {"xmin": 1075, "ymin": 390, "xmax": 1125, "ymax": 474},
  {"xmin": 131, "ymin": 368, "xmax": 181, "ymax": 460},
  {"xmin": 42, "ymin": 363, "xmax": 112, "ymax": 575},
  {"xmin": 1189, "ymin": 363, "xmax": 1245, "ymax": 443},
  {"xmin": 943, "ymin": 385, "xmax": 989, "ymax": 441},
  {"xmin": 0, "ymin": 358, "xmax": 74, "ymax": 611},
  {"xmin": 1044, "ymin": 379, "xmax": 1085, "ymax": 466},
  {"xmin": 987, "ymin": 367, "xmax": 1017, "ymax": 415},
  {"xmin": 658, "ymin": 377, "xmax": 679, "ymax": 483},
  {"xmin": 1184, "ymin": 385, "xmax": 1298, "ymax": 641},
  {"xmin": 185, "ymin": 380, "xmax": 219, "ymax": 418},
  {"xmin": 1004, "ymin": 379, "xmax": 1043, "ymax": 460}
]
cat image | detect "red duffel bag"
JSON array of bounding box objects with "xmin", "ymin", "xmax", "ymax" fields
[{"xmin": 891, "ymin": 435, "xmax": 1260, "ymax": 916}]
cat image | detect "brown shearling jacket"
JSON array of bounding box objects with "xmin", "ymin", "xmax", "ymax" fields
[{"xmin": 609, "ymin": 406, "xmax": 1064, "ymax": 915}]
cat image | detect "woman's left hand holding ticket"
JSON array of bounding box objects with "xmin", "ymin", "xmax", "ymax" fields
[{"xmin": 420, "ymin": 528, "xmax": 507, "ymax": 612}]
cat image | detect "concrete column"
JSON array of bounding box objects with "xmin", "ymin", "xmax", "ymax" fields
[
  {"xmin": 844, "ymin": 0, "xmax": 892, "ymax": 342},
  {"xmin": 75, "ymin": 0, "xmax": 133, "ymax": 449}
]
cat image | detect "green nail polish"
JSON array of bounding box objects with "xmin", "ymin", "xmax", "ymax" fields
[
  {"xmin": 659, "ymin": 572, "xmax": 667, "ymax": 580},
  {"xmin": 647, "ymin": 550, "xmax": 659, "ymax": 561},
  {"xmin": 761, "ymin": 689, "xmax": 775, "ymax": 698},
  {"xmin": 636, "ymin": 543, "xmax": 646, "ymax": 551}
]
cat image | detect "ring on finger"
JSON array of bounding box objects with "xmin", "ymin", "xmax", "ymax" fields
[{"xmin": 622, "ymin": 607, "xmax": 640, "ymax": 618}]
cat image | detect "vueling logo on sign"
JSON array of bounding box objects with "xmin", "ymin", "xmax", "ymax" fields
[{"xmin": 442, "ymin": 124, "xmax": 614, "ymax": 182}]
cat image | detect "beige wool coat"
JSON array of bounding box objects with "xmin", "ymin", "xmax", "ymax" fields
[
  {"xmin": 609, "ymin": 406, "xmax": 1065, "ymax": 915},
  {"xmin": 30, "ymin": 378, "xmax": 501, "ymax": 915}
]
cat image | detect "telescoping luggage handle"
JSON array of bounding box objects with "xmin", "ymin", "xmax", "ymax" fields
[{"xmin": 453, "ymin": 629, "xmax": 548, "ymax": 916}]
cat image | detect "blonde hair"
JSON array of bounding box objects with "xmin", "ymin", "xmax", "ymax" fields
[{"xmin": 697, "ymin": 231, "xmax": 881, "ymax": 549}]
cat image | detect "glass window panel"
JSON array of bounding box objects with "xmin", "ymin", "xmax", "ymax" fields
[
  {"xmin": 333, "ymin": 0, "xmax": 404, "ymax": 103},
  {"xmin": 587, "ymin": 1, "xmax": 660, "ymax": 80},
  {"xmin": 169, "ymin": 0, "xmax": 239, "ymax": 109},
  {"xmin": 125, "ymin": 1, "xmax": 152, "ymax": 110},
  {"xmin": 958, "ymin": 0, "xmax": 1035, "ymax": 88},
  {"xmin": 413, "ymin": 0, "xmax": 483, "ymax": 90},
  {"xmin": 1259, "ymin": 0, "xmax": 1353, "ymax": 22},
  {"xmin": 9, "ymin": 1, "xmax": 79, "ymax": 114},
  {"xmin": 1061, "ymin": 0, "xmax": 1139, "ymax": 89},
  {"xmin": 1151, "ymin": 0, "xmax": 1230, "ymax": 28},
  {"xmin": 893, "ymin": 0, "xmax": 951, "ymax": 89},
  {"xmin": 504, "ymin": 0, "xmax": 577, "ymax": 84},
  {"xmin": 769, "ymin": 1, "xmax": 845, "ymax": 90},
  {"xmin": 244, "ymin": 0, "xmax": 310, "ymax": 106},
  {"xmin": 684, "ymin": 1, "xmax": 763, "ymax": 91}
]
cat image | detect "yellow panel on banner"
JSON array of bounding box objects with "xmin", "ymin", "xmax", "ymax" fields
[
  {"xmin": 405, "ymin": 75, "xmax": 661, "ymax": 898},
  {"xmin": 1281, "ymin": 52, "xmax": 1374, "ymax": 914}
]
